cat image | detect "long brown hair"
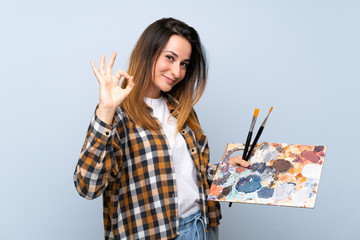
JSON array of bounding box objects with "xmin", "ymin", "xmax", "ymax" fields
[{"xmin": 121, "ymin": 18, "xmax": 207, "ymax": 134}]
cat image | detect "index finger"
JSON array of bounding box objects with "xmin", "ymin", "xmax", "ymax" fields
[
  {"xmin": 90, "ymin": 60, "xmax": 102, "ymax": 83},
  {"xmin": 106, "ymin": 51, "xmax": 117, "ymax": 75}
]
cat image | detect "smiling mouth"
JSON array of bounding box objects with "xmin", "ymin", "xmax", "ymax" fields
[{"xmin": 163, "ymin": 75, "xmax": 176, "ymax": 84}]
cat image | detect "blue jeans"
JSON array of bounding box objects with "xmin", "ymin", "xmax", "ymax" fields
[{"xmin": 174, "ymin": 209, "xmax": 219, "ymax": 240}]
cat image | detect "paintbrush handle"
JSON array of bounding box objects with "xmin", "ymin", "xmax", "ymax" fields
[
  {"xmin": 246, "ymin": 126, "xmax": 264, "ymax": 160},
  {"xmin": 242, "ymin": 132, "xmax": 252, "ymax": 159}
]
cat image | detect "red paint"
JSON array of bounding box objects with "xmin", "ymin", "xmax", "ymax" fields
[
  {"xmin": 301, "ymin": 150, "xmax": 320, "ymax": 163},
  {"xmin": 236, "ymin": 167, "xmax": 246, "ymax": 173}
]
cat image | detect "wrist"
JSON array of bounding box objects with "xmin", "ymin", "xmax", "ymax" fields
[
  {"xmin": 96, "ymin": 105, "xmax": 116, "ymax": 124},
  {"xmin": 98, "ymin": 104, "xmax": 117, "ymax": 113}
]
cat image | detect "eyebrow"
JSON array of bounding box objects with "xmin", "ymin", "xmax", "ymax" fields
[{"xmin": 164, "ymin": 51, "xmax": 190, "ymax": 62}]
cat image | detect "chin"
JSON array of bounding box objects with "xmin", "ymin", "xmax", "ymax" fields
[{"xmin": 161, "ymin": 85, "xmax": 174, "ymax": 93}]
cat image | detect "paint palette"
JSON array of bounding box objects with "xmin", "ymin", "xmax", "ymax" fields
[{"xmin": 208, "ymin": 142, "xmax": 327, "ymax": 208}]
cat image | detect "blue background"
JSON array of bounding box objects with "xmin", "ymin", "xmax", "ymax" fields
[{"xmin": 1, "ymin": 1, "xmax": 359, "ymax": 239}]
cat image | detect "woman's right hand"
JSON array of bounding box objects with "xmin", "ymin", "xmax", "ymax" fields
[{"xmin": 91, "ymin": 51, "xmax": 135, "ymax": 123}]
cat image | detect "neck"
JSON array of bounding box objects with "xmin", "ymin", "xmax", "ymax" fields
[{"xmin": 145, "ymin": 85, "xmax": 161, "ymax": 99}]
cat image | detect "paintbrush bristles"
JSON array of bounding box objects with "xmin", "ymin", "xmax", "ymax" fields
[
  {"xmin": 261, "ymin": 107, "xmax": 274, "ymax": 127},
  {"xmin": 249, "ymin": 108, "xmax": 259, "ymax": 132},
  {"xmin": 269, "ymin": 106, "xmax": 273, "ymax": 114}
]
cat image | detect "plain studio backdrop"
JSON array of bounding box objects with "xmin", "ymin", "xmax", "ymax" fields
[{"xmin": 1, "ymin": 1, "xmax": 359, "ymax": 239}]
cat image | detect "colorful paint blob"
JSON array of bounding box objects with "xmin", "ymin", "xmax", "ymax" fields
[
  {"xmin": 235, "ymin": 175, "xmax": 262, "ymax": 193},
  {"xmin": 207, "ymin": 142, "xmax": 327, "ymax": 208},
  {"xmin": 257, "ymin": 187, "xmax": 274, "ymax": 199}
]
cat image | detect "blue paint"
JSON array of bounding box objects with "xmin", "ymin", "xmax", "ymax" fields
[
  {"xmin": 235, "ymin": 175, "xmax": 262, "ymax": 193},
  {"xmin": 257, "ymin": 187, "xmax": 274, "ymax": 199},
  {"xmin": 249, "ymin": 162, "xmax": 267, "ymax": 174}
]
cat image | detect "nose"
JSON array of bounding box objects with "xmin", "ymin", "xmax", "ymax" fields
[{"xmin": 171, "ymin": 63, "xmax": 181, "ymax": 79}]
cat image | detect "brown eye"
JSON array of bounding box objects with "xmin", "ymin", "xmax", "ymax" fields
[
  {"xmin": 166, "ymin": 55, "xmax": 174, "ymax": 61},
  {"xmin": 180, "ymin": 62, "xmax": 188, "ymax": 69}
]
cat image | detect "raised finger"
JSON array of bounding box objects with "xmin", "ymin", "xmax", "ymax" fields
[
  {"xmin": 90, "ymin": 61, "xmax": 102, "ymax": 83},
  {"xmin": 99, "ymin": 54, "xmax": 105, "ymax": 75},
  {"xmin": 106, "ymin": 51, "xmax": 117, "ymax": 75}
]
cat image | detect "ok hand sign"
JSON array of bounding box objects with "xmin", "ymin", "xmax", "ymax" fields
[{"xmin": 91, "ymin": 51, "xmax": 134, "ymax": 123}]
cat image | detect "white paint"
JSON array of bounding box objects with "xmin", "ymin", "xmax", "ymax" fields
[
  {"xmin": 302, "ymin": 164, "xmax": 322, "ymax": 179},
  {"xmin": 292, "ymin": 187, "xmax": 311, "ymax": 205},
  {"xmin": 273, "ymin": 183, "xmax": 295, "ymax": 201},
  {"xmin": 250, "ymin": 152, "xmax": 263, "ymax": 163},
  {"xmin": 250, "ymin": 145, "xmax": 279, "ymax": 163}
]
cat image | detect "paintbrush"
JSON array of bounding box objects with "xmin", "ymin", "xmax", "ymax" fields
[
  {"xmin": 229, "ymin": 107, "xmax": 273, "ymax": 207},
  {"xmin": 245, "ymin": 106, "xmax": 273, "ymax": 160},
  {"xmin": 242, "ymin": 108, "xmax": 260, "ymax": 160},
  {"xmin": 229, "ymin": 108, "xmax": 259, "ymax": 208}
]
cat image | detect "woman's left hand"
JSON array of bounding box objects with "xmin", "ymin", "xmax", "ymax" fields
[{"xmin": 228, "ymin": 157, "xmax": 250, "ymax": 168}]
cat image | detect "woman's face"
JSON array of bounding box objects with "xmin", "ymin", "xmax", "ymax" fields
[{"xmin": 146, "ymin": 34, "xmax": 192, "ymax": 98}]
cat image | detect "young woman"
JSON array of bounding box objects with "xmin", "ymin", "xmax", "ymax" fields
[{"xmin": 74, "ymin": 17, "xmax": 248, "ymax": 240}]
